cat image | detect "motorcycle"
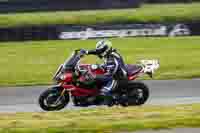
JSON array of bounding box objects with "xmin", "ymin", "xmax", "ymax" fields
[{"xmin": 38, "ymin": 49, "xmax": 159, "ymax": 111}]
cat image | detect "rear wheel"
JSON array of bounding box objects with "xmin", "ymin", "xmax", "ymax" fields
[
  {"xmin": 121, "ymin": 82, "xmax": 149, "ymax": 106},
  {"xmin": 38, "ymin": 87, "xmax": 69, "ymax": 111}
]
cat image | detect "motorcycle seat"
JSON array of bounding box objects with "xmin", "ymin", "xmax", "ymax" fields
[{"xmin": 126, "ymin": 65, "xmax": 143, "ymax": 76}]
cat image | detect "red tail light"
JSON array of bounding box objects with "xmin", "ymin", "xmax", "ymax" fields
[{"xmin": 128, "ymin": 75, "xmax": 137, "ymax": 80}]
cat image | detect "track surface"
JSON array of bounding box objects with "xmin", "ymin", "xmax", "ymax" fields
[{"xmin": 0, "ymin": 79, "xmax": 200, "ymax": 113}]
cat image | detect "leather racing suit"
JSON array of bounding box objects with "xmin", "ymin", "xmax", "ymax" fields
[{"xmin": 87, "ymin": 48, "xmax": 127, "ymax": 95}]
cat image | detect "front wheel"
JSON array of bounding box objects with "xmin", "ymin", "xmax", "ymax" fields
[
  {"xmin": 121, "ymin": 82, "xmax": 149, "ymax": 106},
  {"xmin": 38, "ymin": 87, "xmax": 69, "ymax": 111}
]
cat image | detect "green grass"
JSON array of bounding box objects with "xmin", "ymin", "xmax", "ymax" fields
[
  {"xmin": 1, "ymin": 36, "xmax": 200, "ymax": 86},
  {"xmin": 0, "ymin": 104, "xmax": 200, "ymax": 133},
  {"xmin": 0, "ymin": 3, "xmax": 200, "ymax": 27}
]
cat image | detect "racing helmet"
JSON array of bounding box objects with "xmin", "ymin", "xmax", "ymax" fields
[{"xmin": 95, "ymin": 40, "xmax": 112, "ymax": 57}]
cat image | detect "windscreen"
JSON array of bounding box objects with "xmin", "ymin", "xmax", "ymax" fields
[{"xmin": 63, "ymin": 51, "xmax": 81, "ymax": 71}]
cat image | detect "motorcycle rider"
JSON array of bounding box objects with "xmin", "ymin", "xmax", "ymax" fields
[{"xmin": 80, "ymin": 39, "xmax": 127, "ymax": 103}]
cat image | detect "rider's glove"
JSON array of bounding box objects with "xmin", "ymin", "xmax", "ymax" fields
[{"xmin": 80, "ymin": 49, "xmax": 88, "ymax": 55}]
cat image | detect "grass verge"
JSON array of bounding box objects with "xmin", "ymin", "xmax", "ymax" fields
[
  {"xmin": 0, "ymin": 104, "xmax": 200, "ymax": 132},
  {"xmin": 0, "ymin": 3, "xmax": 200, "ymax": 27},
  {"xmin": 1, "ymin": 36, "xmax": 200, "ymax": 86}
]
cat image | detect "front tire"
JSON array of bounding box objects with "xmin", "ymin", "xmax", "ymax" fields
[
  {"xmin": 38, "ymin": 87, "xmax": 69, "ymax": 111},
  {"xmin": 125, "ymin": 82, "xmax": 149, "ymax": 106}
]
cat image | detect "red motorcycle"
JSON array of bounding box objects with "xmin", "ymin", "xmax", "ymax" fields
[{"xmin": 39, "ymin": 49, "xmax": 159, "ymax": 111}]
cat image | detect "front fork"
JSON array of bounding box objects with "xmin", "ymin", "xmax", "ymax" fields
[{"xmin": 52, "ymin": 82, "xmax": 75, "ymax": 104}]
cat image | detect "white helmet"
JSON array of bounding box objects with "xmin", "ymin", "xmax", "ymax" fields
[{"xmin": 95, "ymin": 40, "xmax": 112, "ymax": 57}]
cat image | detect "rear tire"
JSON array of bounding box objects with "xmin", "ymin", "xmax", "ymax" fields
[
  {"xmin": 38, "ymin": 87, "xmax": 69, "ymax": 111},
  {"xmin": 126, "ymin": 82, "xmax": 149, "ymax": 106}
]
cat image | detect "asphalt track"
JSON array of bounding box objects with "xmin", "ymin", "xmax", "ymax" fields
[{"xmin": 0, "ymin": 79, "xmax": 200, "ymax": 113}]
